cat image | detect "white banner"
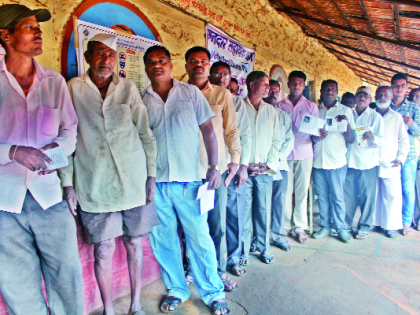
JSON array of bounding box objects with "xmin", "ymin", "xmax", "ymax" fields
[
  {"xmin": 76, "ymin": 20, "xmax": 160, "ymax": 93},
  {"xmin": 206, "ymin": 23, "xmax": 255, "ymax": 98}
]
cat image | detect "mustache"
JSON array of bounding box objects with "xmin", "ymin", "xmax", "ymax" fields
[
  {"xmin": 98, "ymin": 63, "xmax": 111, "ymax": 69},
  {"xmin": 193, "ymin": 66, "xmax": 204, "ymax": 71}
]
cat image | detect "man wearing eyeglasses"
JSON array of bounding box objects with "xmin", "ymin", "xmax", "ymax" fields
[
  {"xmin": 312, "ymin": 80, "xmax": 356, "ymax": 243},
  {"xmin": 185, "ymin": 47, "xmax": 242, "ymax": 292},
  {"xmin": 390, "ymin": 73, "xmax": 420, "ymax": 235}
]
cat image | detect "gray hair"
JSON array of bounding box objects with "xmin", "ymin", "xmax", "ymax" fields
[{"xmin": 376, "ymin": 85, "xmax": 393, "ymax": 98}]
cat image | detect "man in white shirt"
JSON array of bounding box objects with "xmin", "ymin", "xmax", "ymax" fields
[
  {"xmin": 312, "ymin": 80, "xmax": 356, "ymax": 243},
  {"xmin": 344, "ymin": 86, "xmax": 385, "ymax": 239},
  {"xmin": 374, "ymin": 85, "xmax": 409, "ymax": 238},
  {"xmin": 263, "ymin": 80, "xmax": 295, "ymax": 251},
  {"xmin": 142, "ymin": 46, "xmax": 230, "ymax": 315},
  {"xmin": 241, "ymin": 71, "xmax": 282, "ymax": 265},
  {"xmin": 0, "ymin": 4, "xmax": 83, "ymax": 314}
]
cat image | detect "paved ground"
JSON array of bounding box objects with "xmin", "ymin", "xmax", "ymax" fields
[{"xmin": 90, "ymin": 206, "xmax": 420, "ymax": 315}]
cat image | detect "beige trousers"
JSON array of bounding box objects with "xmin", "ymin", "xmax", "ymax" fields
[{"xmin": 284, "ymin": 158, "xmax": 313, "ymax": 231}]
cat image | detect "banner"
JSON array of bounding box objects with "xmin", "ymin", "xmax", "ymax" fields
[
  {"xmin": 206, "ymin": 23, "xmax": 255, "ymax": 97},
  {"xmin": 76, "ymin": 20, "xmax": 160, "ymax": 93}
]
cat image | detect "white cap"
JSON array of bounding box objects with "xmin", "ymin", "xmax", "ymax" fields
[
  {"xmin": 356, "ymin": 86, "xmax": 372, "ymax": 97},
  {"xmin": 89, "ymin": 33, "xmax": 117, "ymax": 51}
]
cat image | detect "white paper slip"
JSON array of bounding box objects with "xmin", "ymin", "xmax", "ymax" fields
[
  {"xmin": 41, "ymin": 146, "xmax": 69, "ymax": 171},
  {"xmin": 355, "ymin": 126, "xmax": 368, "ymax": 147},
  {"xmin": 299, "ymin": 114, "xmax": 326, "ymax": 136},
  {"xmin": 325, "ymin": 116, "xmax": 347, "ymax": 132},
  {"xmin": 380, "ymin": 158, "xmax": 394, "ymax": 168},
  {"xmin": 196, "ymin": 182, "xmax": 215, "ymax": 215}
]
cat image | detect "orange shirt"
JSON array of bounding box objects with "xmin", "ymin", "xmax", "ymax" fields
[{"xmin": 23, "ymin": 68, "xmax": 36, "ymax": 96}]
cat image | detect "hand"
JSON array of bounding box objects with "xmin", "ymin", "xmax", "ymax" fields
[
  {"xmin": 257, "ymin": 163, "xmax": 269, "ymax": 175},
  {"xmin": 63, "ymin": 186, "xmax": 78, "ymax": 216},
  {"xmin": 362, "ymin": 131, "xmax": 374, "ymax": 140},
  {"xmin": 403, "ymin": 115, "xmax": 414, "ymax": 127},
  {"xmin": 235, "ymin": 165, "xmax": 248, "ymax": 188},
  {"xmin": 146, "ymin": 176, "xmax": 156, "ymax": 204},
  {"xmin": 10, "ymin": 145, "xmax": 53, "ymax": 173},
  {"xmin": 391, "ymin": 159, "xmax": 401, "ymax": 167},
  {"xmin": 38, "ymin": 143, "xmax": 59, "ymax": 175},
  {"xmin": 206, "ymin": 169, "xmax": 221, "ymax": 190},
  {"xmin": 225, "ymin": 163, "xmax": 238, "ymax": 187},
  {"xmin": 248, "ymin": 163, "xmax": 260, "ymax": 176},
  {"xmin": 319, "ymin": 128, "xmax": 328, "ymax": 140},
  {"xmin": 336, "ymin": 115, "xmax": 348, "ymax": 124}
]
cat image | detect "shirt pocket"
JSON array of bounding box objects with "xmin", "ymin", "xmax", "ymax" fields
[
  {"xmin": 41, "ymin": 106, "xmax": 60, "ymax": 136},
  {"xmin": 113, "ymin": 103, "xmax": 132, "ymax": 130},
  {"xmin": 173, "ymin": 100, "xmax": 195, "ymax": 125}
]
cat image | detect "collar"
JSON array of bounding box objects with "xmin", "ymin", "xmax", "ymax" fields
[
  {"xmin": 78, "ymin": 71, "xmax": 120, "ymax": 88},
  {"xmin": 0, "ymin": 57, "xmax": 48, "ymax": 81},
  {"xmin": 320, "ymin": 100, "xmax": 340, "ymax": 110},
  {"xmin": 285, "ymin": 94, "xmax": 307, "ymax": 106},
  {"xmin": 201, "ymin": 80, "xmax": 213, "ymax": 92},
  {"xmin": 146, "ymin": 78, "xmax": 179, "ymax": 94},
  {"xmin": 244, "ymin": 96, "xmax": 269, "ymax": 111},
  {"xmin": 391, "ymin": 98, "xmax": 408, "ymax": 108}
]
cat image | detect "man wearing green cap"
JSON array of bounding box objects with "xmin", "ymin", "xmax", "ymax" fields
[{"xmin": 0, "ymin": 4, "xmax": 83, "ymax": 315}]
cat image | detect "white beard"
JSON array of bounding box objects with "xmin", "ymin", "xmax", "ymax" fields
[{"xmin": 376, "ymin": 99, "xmax": 391, "ymax": 109}]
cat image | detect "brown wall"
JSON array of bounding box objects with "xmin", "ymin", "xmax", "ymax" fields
[{"xmin": 1, "ymin": 0, "xmax": 364, "ymax": 100}]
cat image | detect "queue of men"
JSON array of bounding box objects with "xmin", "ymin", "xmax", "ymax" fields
[{"xmin": 1, "ymin": 4, "xmax": 420, "ymax": 315}]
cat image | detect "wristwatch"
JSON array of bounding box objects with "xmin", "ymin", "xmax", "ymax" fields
[{"xmin": 208, "ymin": 165, "xmax": 220, "ymax": 171}]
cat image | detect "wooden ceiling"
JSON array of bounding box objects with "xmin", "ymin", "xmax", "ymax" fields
[{"xmin": 269, "ymin": 0, "xmax": 420, "ymax": 90}]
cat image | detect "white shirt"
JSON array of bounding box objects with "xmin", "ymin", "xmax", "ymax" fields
[
  {"xmin": 346, "ymin": 107, "xmax": 385, "ymax": 170},
  {"xmin": 313, "ymin": 101, "xmax": 356, "ymax": 170},
  {"xmin": 244, "ymin": 97, "xmax": 281, "ymax": 175},
  {"xmin": 142, "ymin": 79, "xmax": 215, "ymax": 182},
  {"xmin": 0, "ymin": 58, "xmax": 78, "ymax": 213},
  {"xmin": 377, "ymin": 108, "xmax": 410, "ymax": 178},
  {"xmin": 276, "ymin": 108, "xmax": 294, "ymax": 171}
]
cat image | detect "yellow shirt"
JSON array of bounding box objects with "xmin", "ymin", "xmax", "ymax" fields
[
  {"xmin": 59, "ymin": 73, "xmax": 157, "ymax": 213},
  {"xmin": 199, "ymin": 82, "xmax": 241, "ymax": 178},
  {"xmin": 244, "ymin": 97, "xmax": 281, "ymax": 175}
]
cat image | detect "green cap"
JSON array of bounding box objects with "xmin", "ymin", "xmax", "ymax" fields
[{"xmin": 0, "ymin": 4, "xmax": 51, "ymax": 29}]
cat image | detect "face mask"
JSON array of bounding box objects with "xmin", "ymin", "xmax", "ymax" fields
[{"xmin": 376, "ymin": 99, "xmax": 391, "ymax": 109}]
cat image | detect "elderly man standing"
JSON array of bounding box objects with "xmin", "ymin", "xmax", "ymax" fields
[
  {"xmin": 0, "ymin": 4, "xmax": 83, "ymax": 314},
  {"xmin": 185, "ymin": 47, "xmax": 242, "ymax": 291},
  {"xmin": 209, "ymin": 61, "xmax": 252, "ymax": 277},
  {"xmin": 312, "ymin": 80, "xmax": 356, "ymax": 243},
  {"xmin": 278, "ymin": 71, "xmax": 318, "ymax": 244},
  {"xmin": 241, "ymin": 71, "xmax": 281, "ymax": 265},
  {"xmin": 142, "ymin": 45, "xmax": 230, "ymax": 315},
  {"xmin": 390, "ymin": 73, "xmax": 420, "ymax": 235},
  {"xmin": 344, "ymin": 86, "xmax": 384, "ymax": 239},
  {"xmin": 263, "ymin": 80, "xmax": 295, "ymax": 251},
  {"xmin": 374, "ymin": 86, "xmax": 409, "ymax": 238},
  {"xmin": 60, "ymin": 34, "xmax": 158, "ymax": 315}
]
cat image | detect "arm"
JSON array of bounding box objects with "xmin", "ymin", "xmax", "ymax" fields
[
  {"xmin": 263, "ymin": 112, "xmax": 281, "ymax": 175},
  {"xmin": 278, "ymin": 111, "xmax": 295, "ymax": 161},
  {"xmin": 407, "ymin": 104, "xmax": 420, "ymax": 137},
  {"xmin": 396, "ymin": 116, "xmax": 410, "ymax": 164},
  {"xmin": 199, "ymin": 119, "xmax": 221, "ymax": 189},
  {"xmin": 234, "ymin": 98, "xmax": 252, "ymax": 187},
  {"xmin": 223, "ymin": 92, "xmax": 242, "ymax": 165},
  {"xmin": 364, "ymin": 114, "xmax": 385, "ymax": 147}
]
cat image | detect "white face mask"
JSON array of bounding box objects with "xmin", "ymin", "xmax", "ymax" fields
[{"xmin": 376, "ymin": 99, "xmax": 391, "ymax": 109}]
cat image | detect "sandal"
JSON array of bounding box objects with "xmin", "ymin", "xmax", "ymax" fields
[
  {"xmin": 250, "ymin": 242, "xmax": 257, "ymax": 252},
  {"xmin": 230, "ymin": 264, "xmax": 246, "ymax": 277},
  {"xmin": 278, "ymin": 238, "xmax": 293, "ymax": 251},
  {"xmin": 403, "ymin": 225, "xmax": 415, "ymax": 235},
  {"xmin": 259, "ymin": 253, "xmax": 276, "ymax": 264},
  {"xmin": 355, "ymin": 231, "xmax": 369, "ymax": 239},
  {"xmin": 185, "ymin": 274, "xmax": 194, "ymax": 287},
  {"xmin": 210, "ymin": 299, "xmax": 231, "ymax": 315},
  {"xmin": 296, "ymin": 231, "xmax": 309, "ymax": 243},
  {"xmin": 239, "ymin": 255, "xmax": 250, "ymax": 266},
  {"xmin": 221, "ymin": 275, "xmax": 238, "ymax": 292},
  {"xmin": 160, "ymin": 296, "xmax": 182, "ymax": 314}
]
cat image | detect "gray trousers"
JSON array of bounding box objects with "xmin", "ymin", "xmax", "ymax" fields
[
  {"xmin": 242, "ymin": 175, "xmax": 273, "ymax": 256},
  {"xmin": 0, "ymin": 192, "xmax": 84, "ymax": 315},
  {"xmin": 344, "ymin": 167, "xmax": 378, "ymax": 232},
  {"xmin": 207, "ymin": 171, "xmax": 228, "ymax": 275},
  {"xmin": 271, "ymin": 171, "xmax": 289, "ymax": 245},
  {"xmin": 226, "ymin": 178, "xmax": 246, "ymax": 268}
]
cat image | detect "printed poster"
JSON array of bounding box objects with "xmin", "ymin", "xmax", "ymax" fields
[{"xmin": 206, "ymin": 23, "xmax": 256, "ymax": 97}]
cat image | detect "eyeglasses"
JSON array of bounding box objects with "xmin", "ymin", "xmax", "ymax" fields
[
  {"xmin": 392, "ymin": 83, "xmax": 407, "ymax": 89},
  {"xmin": 210, "ymin": 73, "xmax": 231, "ymax": 79}
]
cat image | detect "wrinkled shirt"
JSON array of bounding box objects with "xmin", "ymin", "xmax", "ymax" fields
[
  {"xmin": 313, "ymin": 101, "xmax": 356, "ymax": 170},
  {"xmin": 377, "ymin": 108, "xmax": 410, "ymax": 178},
  {"xmin": 142, "ymin": 79, "xmax": 215, "ymax": 182},
  {"xmin": 199, "ymin": 82, "xmax": 241, "ymax": 178},
  {"xmin": 0, "ymin": 58, "xmax": 77, "ymax": 213},
  {"xmin": 278, "ymin": 95, "xmax": 319, "ymax": 161},
  {"xmin": 244, "ymin": 97, "xmax": 281, "ymax": 175},
  {"xmin": 347, "ymin": 107, "xmax": 385, "ymax": 170},
  {"xmin": 59, "ymin": 73, "xmax": 157, "ymax": 213}
]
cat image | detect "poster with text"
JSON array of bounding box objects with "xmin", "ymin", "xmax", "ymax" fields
[
  {"xmin": 76, "ymin": 20, "xmax": 160, "ymax": 93},
  {"xmin": 206, "ymin": 23, "xmax": 256, "ymax": 98}
]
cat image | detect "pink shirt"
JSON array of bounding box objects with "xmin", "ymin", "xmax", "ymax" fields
[
  {"xmin": 0, "ymin": 58, "xmax": 78, "ymax": 213},
  {"xmin": 278, "ymin": 95, "xmax": 319, "ymax": 161}
]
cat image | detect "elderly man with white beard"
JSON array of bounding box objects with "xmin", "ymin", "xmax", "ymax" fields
[{"xmin": 374, "ymin": 85, "xmax": 410, "ymax": 238}]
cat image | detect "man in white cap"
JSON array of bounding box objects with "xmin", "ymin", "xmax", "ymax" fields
[
  {"xmin": 0, "ymin": 4, "xmax": 83, "ymax": 314},
  {"xmin": 374, "ymin": 85, "xmax": 409, "ymax": 237},
  {"xmin": 344, "ymin": 86, "xmax": 385, "ymax": 239},
  {"xmin": 60, "ymin": 34, "xmax": 158, "ymax": 315}
]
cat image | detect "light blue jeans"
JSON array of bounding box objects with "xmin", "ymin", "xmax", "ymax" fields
[
  {"xmin": 401, "ymin": 159, "xmax": 418, "ymax": 225},
  {"xmin": 149, "ymin": 182, "xmax": 224, "ymax": 306},
  {"xmin": 313, "ymin": 166, "xmax": 348, "ymax": 232}
]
